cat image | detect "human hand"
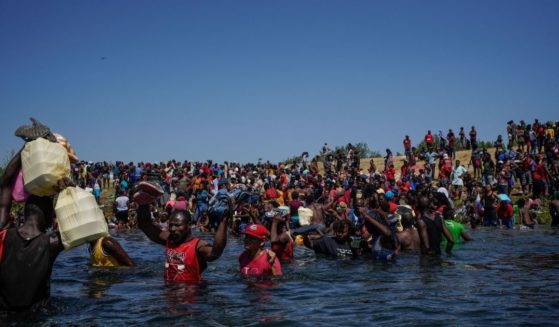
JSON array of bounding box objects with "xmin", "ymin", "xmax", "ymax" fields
[
  {"xmin": 54, "ymin": 177, "xmax": 76, "ymax": 193},
  {"xmin": 272, "ymin": 212, "xmax": 283, "ymax": 223},
  {"xmin": 250, "ymin": 207, "xmax": 260, "ymax": 218},
  {"xmin": 267, "ymin": 250, "xmax": 277, "ymax": 266}
]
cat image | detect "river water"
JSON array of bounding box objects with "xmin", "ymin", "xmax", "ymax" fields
[{"xmin": 3, "ymin": 227, "xmax": 559, "ymax": 326}]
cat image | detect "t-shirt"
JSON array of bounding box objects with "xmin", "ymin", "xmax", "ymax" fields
[
  {"xmin": 443, "ymin": 220, "xmax": 465, "ymax": 245},
  {"xmin": 288, "ymin": 200, "xmax": 304, "ymax": 217},
  {"xmin": 497, "ymin": 203, "xmax": 513, "ymax": 219},
  {"xmin": 0, "ymin": 229, "xmax": 54, "ymax": 310},
  {"xmin": 312, "ymin": 236, "xmax": 353, "ymax": 257},
  {"xmin": 265, "ymin": 188, "xmax": 279, "ymax": 200},
  {"xmin": 165, "ymin": 238, "xmax": 203, "ymax": 282},
  {"xmin": 403, "ymin": 138, "xmax": 411, "ymax": 150},
  {"xmin": 420, "ymin": 214, "xmax": 444, "ymax": 255},
  {"xmin": 115, "ymin": 196, "xmax": 129, "ymax": 212},
  {"xmin": 239, "ymin": 250, "xmax": 283, "ymax": 277},
  {"xmin": 451, "ymin": 165, "xmax": 467, "ymax": 186},
  {"xmin": 425, "ymin": 134, "xmax": 433, "ymax": 144}
]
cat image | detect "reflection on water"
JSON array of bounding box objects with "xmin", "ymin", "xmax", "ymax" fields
[{"xmin": 3, "ymin": 228, "xmax": 559, "ymax": 325}]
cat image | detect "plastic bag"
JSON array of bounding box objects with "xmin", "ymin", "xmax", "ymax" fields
[{"xmin": 11, "ymin": 169, "xmax": 30, "ymax": 202}]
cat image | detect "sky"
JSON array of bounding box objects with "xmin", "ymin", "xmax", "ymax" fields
[{"xmin": 1, "ymin": 0, "xmax": 558, "ymax": 164}]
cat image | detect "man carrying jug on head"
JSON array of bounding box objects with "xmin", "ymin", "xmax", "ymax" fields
[{"xmin": 0, "ymin": 119, "xmax": 78, "ymax": 311}]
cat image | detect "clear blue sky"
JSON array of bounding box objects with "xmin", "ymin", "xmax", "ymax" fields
[{"xmin": 1, "ymin": 0, "xmax": 557, "ymax": 164}]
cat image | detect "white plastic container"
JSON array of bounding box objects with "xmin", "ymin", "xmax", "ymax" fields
[
  {"xmin": 55, "ymin": 186, "xmax": 108, "ymax": 250},
  {"xmin": 298, "ymin": 207, "xmax": 313, "ymax": 226},
  {"xmin": 21, "ymin": 138, "xmax": 71, "ymax": 197}
]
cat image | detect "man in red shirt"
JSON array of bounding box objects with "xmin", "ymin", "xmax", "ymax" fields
[
  {"xmin": 425, "ymin": 131, "xmax": 434, "ymax": 150},
  {"xmin": 264, "ymin": 183, "xmax": 279, "ymax": 202},
  {"xmin": 497, "ymin": 200, "xmax": 514, "ymax": 229},
  {"xmin": 532, "ymin": 156, "xmax": 548, "ymax": 198},
  {"xmin": 135, "ymin": 182, "xmax": 229, "ymax": 283},
  {"xmin": 403, "ymin": 135, "xmax": 412, "ymax": 161},
  {"xmin": 239, "ymin": 224, "xmax": 282, "ymax": 278}
]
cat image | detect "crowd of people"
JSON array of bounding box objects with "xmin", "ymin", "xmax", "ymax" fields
[
  {"xmin": 77, "ymin": 118, "xmax": 559, "ymax": 272},
  {"xmin": 1, "ymin": 117, "xmax": 559, "ymax": 311}
]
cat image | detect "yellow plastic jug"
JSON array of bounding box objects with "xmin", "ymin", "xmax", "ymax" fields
[
  {"xmin": 55, "ymin": 186, "xmax": 109, "ymax": 250},
  {"xmin": 21, "ymin": 138, "xmax": 71, "ymax": 197}
]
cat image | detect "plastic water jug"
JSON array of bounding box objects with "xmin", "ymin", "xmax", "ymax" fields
[
  {"xmin": 21, "ymin": 138, "xmax": 71, "ymax": 197},
  {"xmin": 298, "ymin": 207, "xmax": 313, "ymax": 226},
  {"xmin": 55, "ymin": 186, "xmax": 109, "ymax": 250}
]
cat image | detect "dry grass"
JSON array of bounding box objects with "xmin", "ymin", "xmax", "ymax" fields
[
  {"xmin": 318, "ymin": 148, "xmax": 495, "ymax": 178},
  {"xmin": 361, "ymin": 148, "xmax": 488, "ymax": 177}
]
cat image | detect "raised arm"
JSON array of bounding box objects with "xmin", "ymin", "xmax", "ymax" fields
[
  {"xmin": 0, "ymin": 148, "xmax": 22, "ymax": 229},
  {"xmin": 359, "ymin": 208, "xmax": 392, "ymax": 237},
  {"xmin": 197, "ymin": 209, "xmax": 230, "ymax": 262},
  {"xmin": 460, "ymin": 229, "xmax": 473, "ymax": 242},
  {"xmin": 137, "ymin": 203, "xmax": 168, "ymax": 246},
  {"xmin": 102, "ymin": 237, "xmax": 136, "ymax": 267},
  {"xmin": 270, "ymin": 213, "xmax": 290, "ymax": 244}
]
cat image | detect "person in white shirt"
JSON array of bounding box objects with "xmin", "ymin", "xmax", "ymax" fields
[
  {"xmin": 451, "ymin": 160, "xmax": 468, "ymax": 200},
  {"xmin": 114, "ymin": 190, "xmax": 130, "ymax": 228}
]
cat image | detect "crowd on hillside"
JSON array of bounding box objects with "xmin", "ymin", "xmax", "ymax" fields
[{"xmin": 74, "ymin": 118, "xmax": 558, "ymax": 242}]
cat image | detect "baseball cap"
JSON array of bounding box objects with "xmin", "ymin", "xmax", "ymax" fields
[{"xmin": 245, "ymin": 224, "xmax": 269, "ymax": 240}]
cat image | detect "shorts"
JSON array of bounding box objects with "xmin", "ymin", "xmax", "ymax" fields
[{"xmin": 116, "ymin": 210, "xmax": 129, "ymax": 223}]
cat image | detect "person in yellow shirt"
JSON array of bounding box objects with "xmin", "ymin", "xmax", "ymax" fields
[{"xmin": 89, "ymin": 236, "xmax": 135, "ymax": 267}]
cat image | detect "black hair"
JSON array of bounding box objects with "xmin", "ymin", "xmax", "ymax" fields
[
  {"xmin": 401, "ymin": 211, "xmax": 415, "ymax": 228},
  {"xmin": 417, "ymin": 196, "xmax": 431, "ymax": 214},
  {"xmin": 442, "ymin": 206, "xmax": 454, "ymax": 220},
  {"xmin": 24, "ymin": 195, "xmax": 54, "ymax": 227},
  {"xmin": 171, "ymin": 209, "xmax": 192, "ymax": 224}
]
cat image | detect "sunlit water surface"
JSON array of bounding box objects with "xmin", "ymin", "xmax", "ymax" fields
[{"xmin": 3, "ymin": 227, "xmax": 559, "ymax": 326}]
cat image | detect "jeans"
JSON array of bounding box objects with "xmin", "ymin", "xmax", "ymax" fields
[{"xmin": 483, "ymin": 175, "xmax": 494, "ymax": 186}]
